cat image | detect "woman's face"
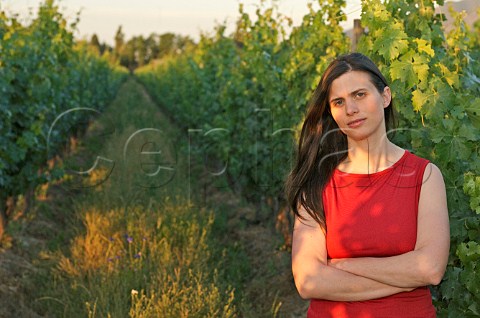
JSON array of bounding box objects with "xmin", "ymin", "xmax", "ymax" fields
[{"xmin": 328, "ymin": 70, "xmax": 391, "ymax": 143}]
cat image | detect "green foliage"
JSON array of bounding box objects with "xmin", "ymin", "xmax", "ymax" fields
[
  {"xmin": 0, "ymin": 0, "xmax": 126, "ymax": 231},
  {"xmin": 464, "ymin": 173, "xmax": 480, "ymax": 215},
  {"xmin": 358, "ymin": 0, "xmax": 479, "ymax": 315}
]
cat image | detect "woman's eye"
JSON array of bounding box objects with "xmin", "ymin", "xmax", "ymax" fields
[
  {"xmin": 356, "ymin": 92, "xmax": 365, "ymax": 98},
  {"xmin": 333, "ymin": 100, "xmax": 343, "ymax": 106}
]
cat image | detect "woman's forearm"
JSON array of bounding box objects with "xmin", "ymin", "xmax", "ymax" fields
[
  {"xmin": 328, "ymin": 249, "xmax": 445, "ymax": 288},
  {"xmin": 294, "ymin": 262, "xmax": 413, "ymax": 301}
]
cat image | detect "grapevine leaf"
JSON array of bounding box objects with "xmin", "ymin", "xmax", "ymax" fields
[
  {"xmin": 414, "ymin": 63, "xmax": 430, "ymax": 87},
  {"xmin": 441, "ymin": 118, "xmax": 456, "ymax": 132},
  {"xmin": 451, "ymin": 135, "xmax": 472, "ymax": 161},
  {"xmin": 433, "ymin": 79, "xmax": 456, "ymax": 107},
  {"xmin": 390, "ymin": 50, "xmax": 430, "ymax": 87},
  {"xmin": 457, "ymin": 241, "xmax": 478, "ymax": 262},
  {"xmin": 434, "ymin": 142, "xmax": 454, "ymax": 163},
  {"xmin": 372, "ymin": 22, "xmax": 409, "ymax": 60},
  {"xmin": 450, "ymin": 105, "xmax": 465, "ymax": 119},
  {"xmin": 463, "ymin": 174, "xmax": 480, "ymax": 214},
  {"xmin": 458, "ymin": 124, "xmax": 478, "ymax": 142},
  {"xmin": 371, "ymin": 1, "xmax": 390, "ymax": 21},
  {"xmin": 411, "ymin": 89, "xmax": 431, "ymax": 112},
  {"xmin": 390, "ymin": 59, "xmax": 416, "ymax": 86},
  {"xmin": 429, "ymin": 125, "xmax": 449, "ymax": 143},
  {"xmin": 414, "ymin": 38, "xmax": 435, "ymax": 57},
  {"xmin": 437, "ymin": 63, "xmax": 460, "ymax": 88},
  {"xmin": 465, "ymin": 98, "xmax": 480, "ymax": 129},
  {"xmin": 468, "ymin": 303, "xmax": 480, "ymax": 316}
]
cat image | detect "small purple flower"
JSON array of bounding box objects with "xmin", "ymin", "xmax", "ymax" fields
[
  {"xmin": 109, "ymin": 237, "xmax": 114, "ymax": 242},
  {"xmin": 134, "ymin": 252, "xmax": 141, "ymax": 259},
  {"xmin": 125, "ymin": 234, "xmax": 133, "ymax": 243},
  {"xmin": 107, "ymin": 257, "xmax": 113, "ymax": 262}
]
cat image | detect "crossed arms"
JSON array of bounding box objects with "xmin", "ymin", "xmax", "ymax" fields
[{"xmin": 291, "ymin": 163, "xmax": 450, "ymax": 301}]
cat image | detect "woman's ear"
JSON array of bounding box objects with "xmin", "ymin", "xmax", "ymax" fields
[{"xmin": 382, "ymin": 86, "xmax": 392, "ymax": 108}]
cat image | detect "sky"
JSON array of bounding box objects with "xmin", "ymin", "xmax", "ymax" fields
[
  {"xmin": 0, "ymin": 0, "xmax": 469, "ymax": 46},
  {"xmin": 0, "ymin": 0, "xmax": 365, "ymax": 45}
]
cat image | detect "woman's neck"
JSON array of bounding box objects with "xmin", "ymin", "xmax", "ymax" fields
[{"xmin": 338, "ymin": 138, "xmax": 404, "ymax": 174}]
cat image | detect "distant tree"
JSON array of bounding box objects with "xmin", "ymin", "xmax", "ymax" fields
[
  {"xmin": 146, "ymin": 33, "xmax": 160, "ymax": 60},
  {"xmin": 90, "ymin": 34, "xmax": 101, "ymax": 54},
  {"xmin": 135, "ymin": 36, "xmax": 147, "ymax": 67},
  {"xmin": 175, "ymin": 35, "xmax": 196, "ymax": 54},
  {"xmin": 111, "ymin": 29, "xmax": 197, "ymax": 70},
  {"xmin": 123, "ymin": 37, "xmax": 137, "ymax": 71},
  {"xmin": 158, "ymin": 32, "xmax": 176, "ymax": 58},
  {"xmin": 114, "ymin": 25, "xmax": 125, "ymax": 57}
]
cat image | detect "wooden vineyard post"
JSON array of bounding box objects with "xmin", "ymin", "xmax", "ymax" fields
[{"xmin": 352, "ymin": 19, "xmax": 365, "ymax": 52}]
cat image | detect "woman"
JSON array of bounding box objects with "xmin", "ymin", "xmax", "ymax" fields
[{"xmin": 286, "ymin": 53, "xmax": 450, "ymax": 317}]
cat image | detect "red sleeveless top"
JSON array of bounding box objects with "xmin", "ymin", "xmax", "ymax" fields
[{"xmin": 308, "ymin": 150, "xmax": 436, "ymax": 318}]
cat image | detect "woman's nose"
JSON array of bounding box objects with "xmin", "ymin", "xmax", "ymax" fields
[{"xmin": 345, "ymin": 99, "xmax": 359, "ymax": 116}]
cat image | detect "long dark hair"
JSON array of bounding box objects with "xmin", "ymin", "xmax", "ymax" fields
[{"xmin": 285, "ymin": 53, "xmax": 396, "ymax": 230}]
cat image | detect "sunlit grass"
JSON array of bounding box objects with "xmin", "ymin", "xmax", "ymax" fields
[{"xmin": 47, "ymin": 202, "xmax": 236, "ymax": 317}]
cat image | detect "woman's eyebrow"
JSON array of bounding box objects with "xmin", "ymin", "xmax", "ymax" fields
[
  {"xmin": 350, "ymin": 88, "xmax": 367, "ymax": 95},
  {"xmin": 329, "ymin": 96, "xmax": 342, "ymax": 103},
  {"xmin": 329, "ymin": 88, "xmax": 367, "ymax": 103}
]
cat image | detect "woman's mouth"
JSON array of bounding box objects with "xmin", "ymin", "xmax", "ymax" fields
[{"xmin": 347, "ymin": 118, "xmax": 366, "ymax": 128}]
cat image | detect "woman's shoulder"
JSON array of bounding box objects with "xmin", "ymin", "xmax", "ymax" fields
[
  {"xmin": 400, "ymin": 150, "xmax": 443, "ymax": 188},
  {"xmin": 403, "ymin": 149, "xmax": 430, "ymax": 168}
]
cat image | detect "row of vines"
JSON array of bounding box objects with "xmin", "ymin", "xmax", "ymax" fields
[
  {"xmin": 137, "ymin": 0, "xmax": 479, "ymax": 316},
  {"xmin": 0, "ymin": 1, "xmax": 127, "ymax": 238}
]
